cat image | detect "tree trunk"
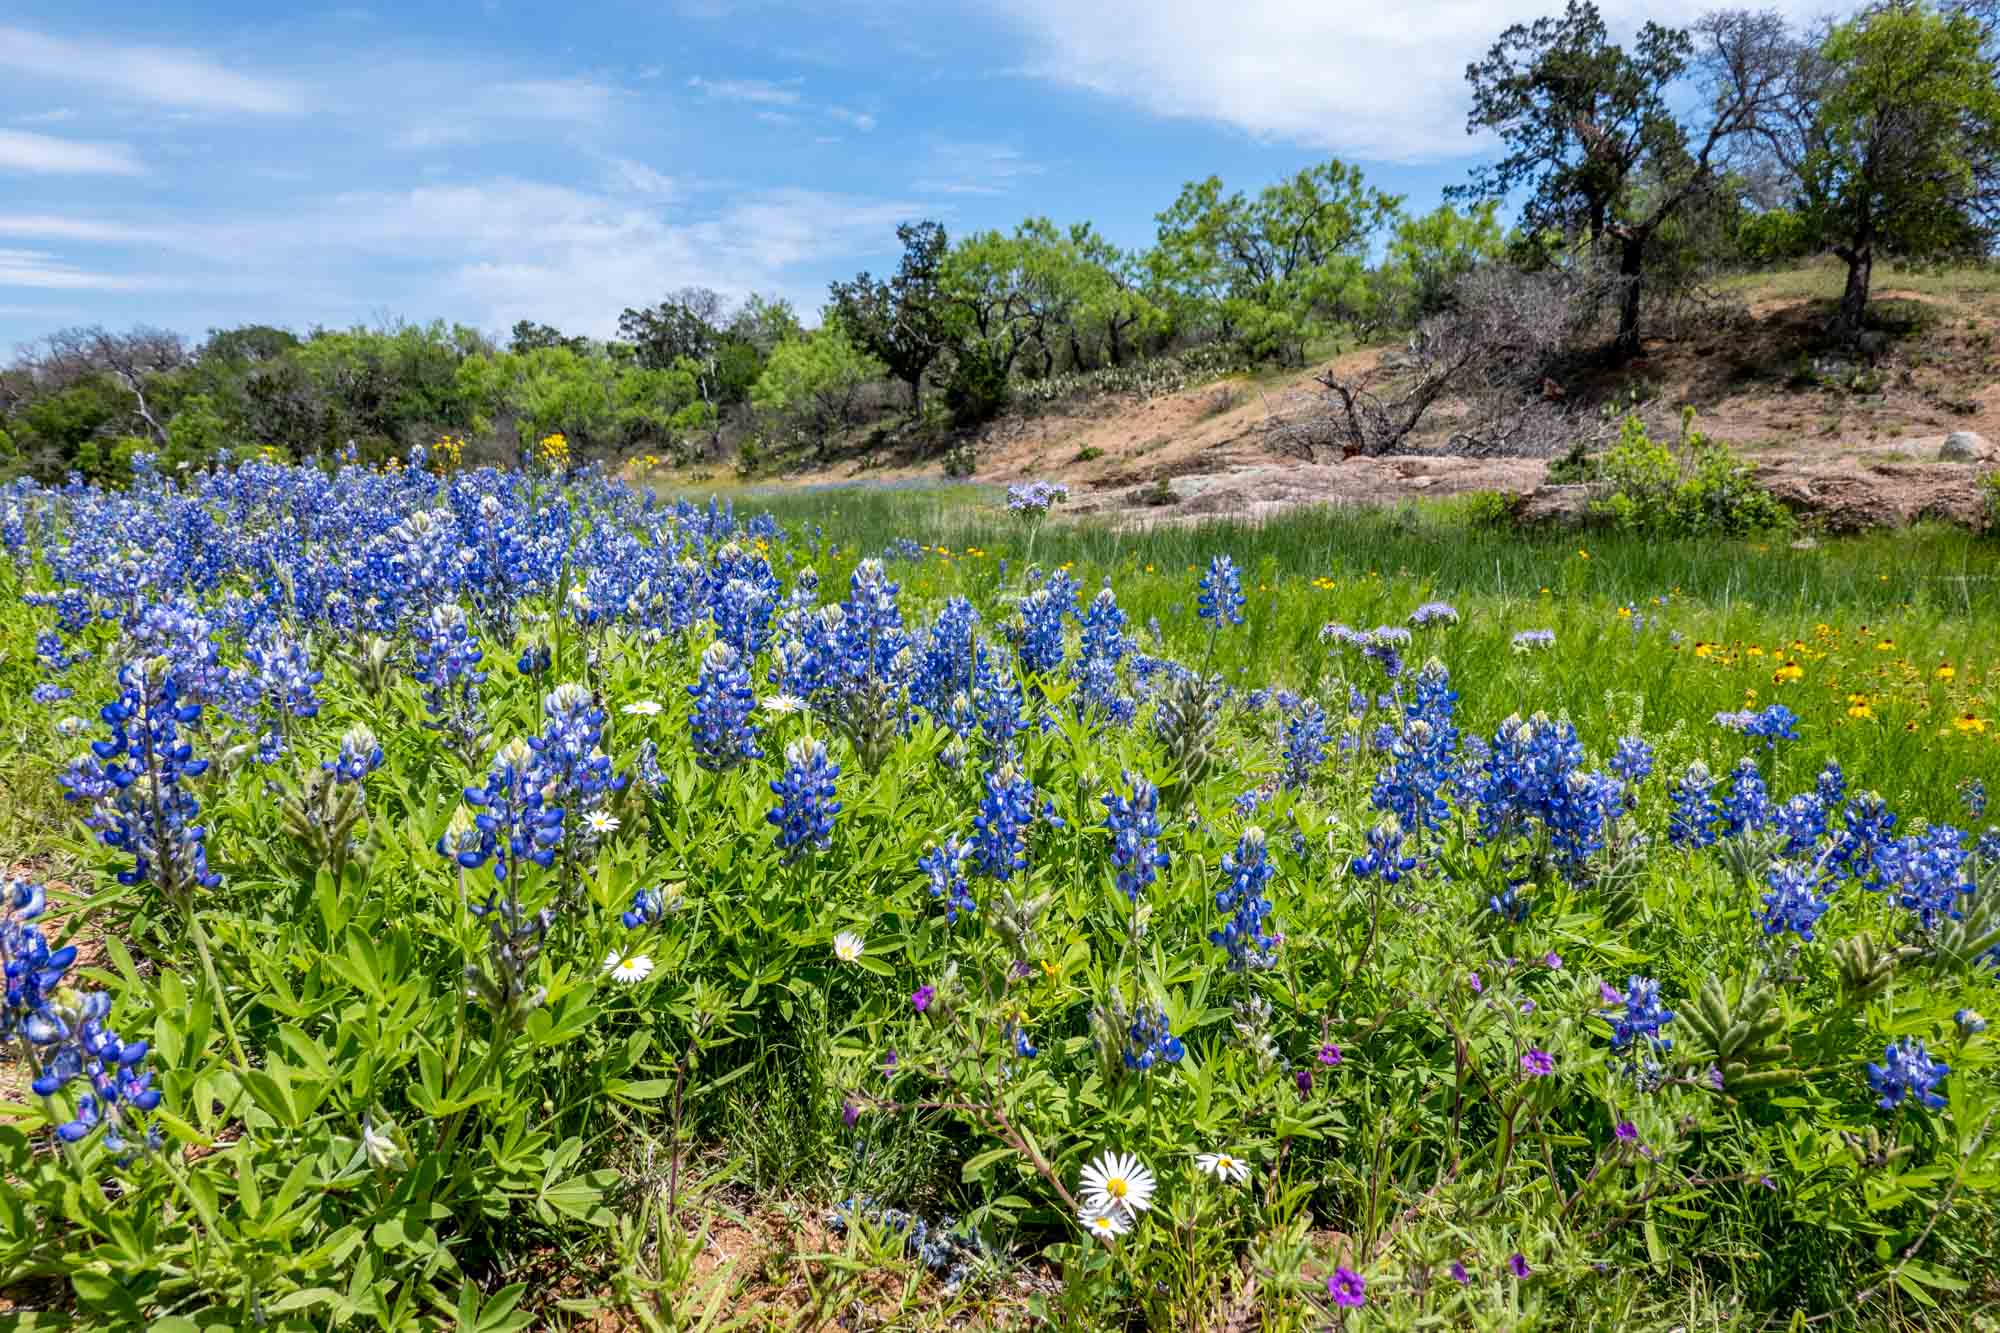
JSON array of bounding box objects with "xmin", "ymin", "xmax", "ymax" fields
[
  {"xmin": 1835, "ymin": 244, "xmax": 1872, "ymax": 335},
  {"xmin": 906, "ymin": 373, "xmax": 922, "ymax": 411},
  {"xmin": 1613, "ymin": 232, "xmax": 1645, "ymax": 360}
]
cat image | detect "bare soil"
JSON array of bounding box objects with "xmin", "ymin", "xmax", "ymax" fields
[{"xmin": 744, "ymin": 269, "xmax": 2000, "ymax": 531}]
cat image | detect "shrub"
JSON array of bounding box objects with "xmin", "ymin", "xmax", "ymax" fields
[
  {"xmin": 943, "ymin": 348, "xmax": 1011, "ymax": 427},
  {"xmin": 1593, "ymin": 410, "xmax": 1791, "ymax": 538}
]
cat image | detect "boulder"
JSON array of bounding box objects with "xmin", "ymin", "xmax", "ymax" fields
[{"xmin": 1939, "ymin": 430, "xmax": 1992, "ymax": 463}]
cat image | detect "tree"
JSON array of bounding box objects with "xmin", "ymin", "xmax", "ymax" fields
[
  {"xmin": 618, "ymin": 289, "xmax": 726, "ymax": 371},
  {"xmin": 750, "ymin": 323, "xmax": 884, "ymax": 452},
  {"xmin": 1150, "ymin": 160, "xmax": 1400, "ymax": 364},
  {"xmin": 727, "ymin": 294, "xmax": 805, "ymax": 355},
  {"xmin": 509, "ymin": 320, "xmax": 589, "ymax": 354},
  {"xmin": 1377, "ymin": 201, "xmax": 1510, "ymax": 325},
  {"xmin": 828, "ymin": 220, "xmax": 956, "ymax": 410},
  {"xmin": 1457, "ymin": 3, "xmax": 1790, "ymax": 356},
  {"xmin": 1762, "ymin": 2, "xmax": 2000, "ymax": 331},
  {"xmin": 28, "ymin": 326, "xmax": 187, "ymax": 444}
]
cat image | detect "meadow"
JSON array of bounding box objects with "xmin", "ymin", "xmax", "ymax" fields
[{"xmin": 1, "ymin": 456, "xmax": 1998, "ymax": 1330}]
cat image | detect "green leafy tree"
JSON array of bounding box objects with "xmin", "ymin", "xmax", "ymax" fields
[
  {"xmin": 1775, "ymin": 1, "xmax": 2000, "ymax": 331},
  {"xmin": 828, "ymin": 220, "xmax": 956, "ymax": 410},
  {"xmin": 1377, "ymin": 201, "xmax": 1511, "ymax": 325},
  {"xmin": 1457, "ymin": 4, "xmax": 1791, "ymax": 356},
  {"xmin": 727, "ymin": 294, "xmax": 806, "ymax": 355},
  {"xmin": 509, "ymin": 320, "xmax": 589, "ymax": 355},
  {"xmin": 750, "ymin": 323, "xmax": 885, "ymax": 452},
  {"xmin": 1149, "ymin": 160, "xmax": 1401, "ymax": 364}
]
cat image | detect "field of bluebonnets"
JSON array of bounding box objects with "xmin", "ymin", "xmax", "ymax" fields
[{"xmin": 3, "ymin": 447, "xmax": 2000, "ymax": 1330}]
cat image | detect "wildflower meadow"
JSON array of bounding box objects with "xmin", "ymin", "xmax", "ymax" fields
[{"xmin": 2, "ymin": 451, "xmax": 1999, "ymax": 1329}]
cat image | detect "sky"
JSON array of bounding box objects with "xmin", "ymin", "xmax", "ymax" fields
[{"xmin": 0, "ymin": 1, "xmax": 1821, "ymax": 350}]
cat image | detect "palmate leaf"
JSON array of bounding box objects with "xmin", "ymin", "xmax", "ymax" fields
[{"xmin": 1679, "ymin": 972, "xmax": 1802, "ymax": 1092}]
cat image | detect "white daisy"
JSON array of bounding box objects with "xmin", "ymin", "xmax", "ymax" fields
[
  {"xmin": 604, "ymin": 950, "xmax": 654, "ymax": 983},
  {"xmin": 832, "ymin": 930, "xmax": 865, "ymax": 963},
  {"xmin": 1196, "ymin": 1150, "xmax": 1251, "ymax": 1184},
  {"xmin": 1078, "ymin": 1150, "xmax": 1156, "ymax": 1219},
  {"xmin": 622, "ymin": 700, "xmax": 663, "ymax": 717},
  {"xmin": 762, "ymin": 693, "xmax": 806, "ymax": 716},
  {"xmin": 584, "ymin": 810, "xmax": 621, "ymax": 836},
  {"xmin": 1079, "ymin": 1204, "xmax": 1130, "ymax": 1242}
]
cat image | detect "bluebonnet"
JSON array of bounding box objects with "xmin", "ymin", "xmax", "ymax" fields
[
  {"xmin": 1102, "ymin": 772, "xmax": 1168, "ymax": 902},
  {"xmin": 1760, "ymin": 860, "xmax": 1832, "ymax": 941},
  {"xmin": 1280, "ymin": 699, "xmax": 1329, "ymax": 790},
  {"xmin": 1866, "ymin": 1038, "xmax": 1949, "ymax": 1111},
  {"xmin": 972, "ymin": 642, "xmax": 1025, "ymax": 753},
  {"xmin": 1473, "ymin": 713, "xmax": 1620, "ymax": 870},
  {"xmin": 1713, "ymin": 704, "xmax": 1799, "ymax": 748},
  {"xmin": 60, "ymin": 659, "xmax": 222, "ymax": 897},
  {"xmin": 1350, "ymin": 818, "xmax": 1416, "ymax": 885},
  {"xmin": 711, "ymin": 576, "xmax": 775, "ymax": 657},
  {"xmin": 1197, "ymin": 555, "xmax": 1246, "ymax": 628},
  {"xmin": 1013, "ymin": 586, "xmax": 1070, "ymax": 676},
  {"xmin": 1322, "ymin": 622, "xmax": 1411, "ymax": 680},
  {"xmin": 1773, "ymin": 793, "xmax": 1829, "ymax": 856},
  {"xmin": 411, "ymin": 603, "xmax": 489, "ymax": 762},
  {"xmin": 910, "ymin": 596, "xmax": 981, "ymax": 720},
  {"xmin": 2, "ymin": 879, "xmax": 73, "ymax": 1047},
  {"xmin": 768, "ymin": 737, "xmax": 841, "ymax": 860},
  {"xmin": 1720, "ymin": 758, "xmax": 1774, "ymax": 837},
  {"xmin": 529, "ymin": 683, "xmax": 624, "ymax": 828},
  {"xmin": 1210, "ymin": 826, "xmax": 1277, "ymax": 971},
  {"xmin": 920, "ymin": 838, "xmax": 976, "ymax": 923},
  {"xmin": 973, "ymin": 764, "xmax": 1045, "ymax": 882},
  {"xmin": 1817, "ymin": 761, "xmax": 1847, "ymax": 809},
  {"xmin": 1072, "ymin": 583, "xmax": 1133, "ymax": 722},
  {"xmin": 1832, "ymin": 791, "xmax": 1897, "ymax": 882},
  {"xmin": 1124, "ymin": 1003, "xmax": 1186, "ymax": 1071},
  {"xmin": 325, "ymin": 723, "xmax": 384, "ymax": 784},
  {"xmin": 1877, "ymin": 826, "xmax": 1972, "ymax": 928},
  {"xmin": 1609, "ymin": 736, "xmax": 1654, "ymax": 787},
  {"xmin": 688, "ymin": 641, "xmax": 761, "ymax": 771},
  {"xmin": 621, "ymin": 886, "xmax": 670, "ymax": 929},
  {"xmin": 1488, "ymin": 883, "xmax": 1530, "ymax": 922},
  {"xmin": 1608, "ymin": 976, "xmax": 1675, "ymax": 1052},
  {"xmin": 458, "ymin": 738, "xmax": 566, "ymax": 882},
  {"xmin": 1373, "ymin": 718, "xmax": 1454, "ymax": 833},
  {"xmin": 1962, "ymin": 779, "xmax": 1988, "ymax": 819}
]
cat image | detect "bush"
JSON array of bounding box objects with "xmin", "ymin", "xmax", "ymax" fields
[
  {"xmin": 1592, "ymin": 410, "xmax": 1792, "ymax": 538},
  {"xmin": 943, "ymin": 348, "xmax": 1010, "ymax": 427}
]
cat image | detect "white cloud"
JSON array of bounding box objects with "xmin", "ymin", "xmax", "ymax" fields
[
  {"xmin": 606, "ymin": 159, "xmax": 677, "ymax": 196},
  {"xmin": 0, "ymin": 247, "xmax": 158, "ymax": 290},
  {"xmin": 984, "ymin": 0, "xmax": 1824, "ymax": 161},
  {"xmin": 687, "ymin": 76, "xmax": 802, "ymax": 106},
  {"xmin": 0, "ymin": 24, "xmax": 305, "ymax": 115},
  {"xmin": 0, "ymin": 130, "xmax": 144, "ymax": 176},
  {"xmin": 826, "ymin": 106, "xmax": 878, "ymax": 133},
  {"xmin": 15, "ymin": 108, "xmax": 78, "ymax": 125},
  {"xmin": 386, "ymin": 74, "xmax": 620, "ymax": 152}
]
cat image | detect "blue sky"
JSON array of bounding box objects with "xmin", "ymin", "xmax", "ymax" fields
[{"xmin": 0, "ymin": 1, "xmax": 1816, "ymax": 348}]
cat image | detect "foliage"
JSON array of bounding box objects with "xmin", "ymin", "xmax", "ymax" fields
[
  {"xmin": 1592, "ymin": 409, "xmax": 1793, "ymax": 537},
  {"xmin": 829, "ymin": 221, "xmax": 958, "ymax": 410},
  {"xmin": 1375, "ymin": 201, "xmax": 1511, "ymax": 325},
  {"xmin": 749, "ymin": 323, "xmax": 884, "ymax": 452},
  {"xmin": 1149, "ymin": 160, "xmax": 1402, "ymax": 363},
  {"xmin": 0, "ymin": 456, "xmax": 1996, "ymax": 1331}
]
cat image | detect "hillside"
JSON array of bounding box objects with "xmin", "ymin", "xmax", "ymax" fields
[{"xmin": 715, "ymin": 261, "xmax": 2000, "ymax": 531}]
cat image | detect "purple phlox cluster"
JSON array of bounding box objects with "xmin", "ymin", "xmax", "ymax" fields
[
  {"xmin": 920, "ymin": 837, "xmax": 976, "ymax": 923},
  {"xmin": 1510, "ymin": 628, "xmax": 1555, "ymax": 653},
  {"xmin": 1350, "ymin": 818, "xmax": 1416, "ymax": 885},
  {"xmin": 457, "ymin": 738, "xmax": 566, "ymax": 882},
  {"xmin": 1322, "ymin": 622, "xmax": 1412, "ymax": 679},
  {"xmin": 1210, "ymin": 826, "xmax": 1277, "ymax": 971},
  {"xmin": 1197, "ymin": 555, "xmax": 1246, "ymax": 628},
  {"xmin": 688, "ymin": 641, "xmax": 761, "ymax": 772},
  {"xmin": 1607, "ymin": 975, "xmax": 1675, "ymax": 1052},
  {"xmin": 1408, "ymin": 601, "xmax": 1459, "ymax": 628},
  {"xmin": 1759, "ymin": 860, "xmax": 1831, "ymax": 941},
  {"xmin": 1866, "ymin": 1037, "xmax": 1949, "ymax": 1111},
  {"xmin": 768, "ymin": 737, "xmax": 842, "ymax": 860},
  {"xmin": 1124, "ymin": 1002, "xmax": 1186, "ymax": 1071},
  {"xmin": 1006, "ymin": 480, "xmax": 1069, "ymax": 517},
  {"xmin": 1103, "ymin": 772, "xmax": 1168, "ymax": 903}
]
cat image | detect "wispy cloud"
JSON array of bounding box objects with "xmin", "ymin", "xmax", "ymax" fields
[
  {"xmin": 687, "ymin": 75, "xmax": 802, "ymax": 106},
  {"xmin": 386, "ymin": 74, "xmax": 621, "ymax": 152},
  {"xmin": 825, "ymin": 105, "xmax": 877, "ymax": 132},
  {"xmin": 0, "ymin": 130, "xmax": 145, "ymax": 176},
  {"xmin": 14, "ymin": 108, "xmax": 78, "ymax": 125},
  {"xmin": 0, "ymin": 24, "xmax": 305, "ymax": 116},
  {"xmin": 0, "ymin": 247, "xmax": 160, "ymax": 291},
  {"xmin": 913, "ymin": 139, "xmax": 1042, "ymax": 196}
]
